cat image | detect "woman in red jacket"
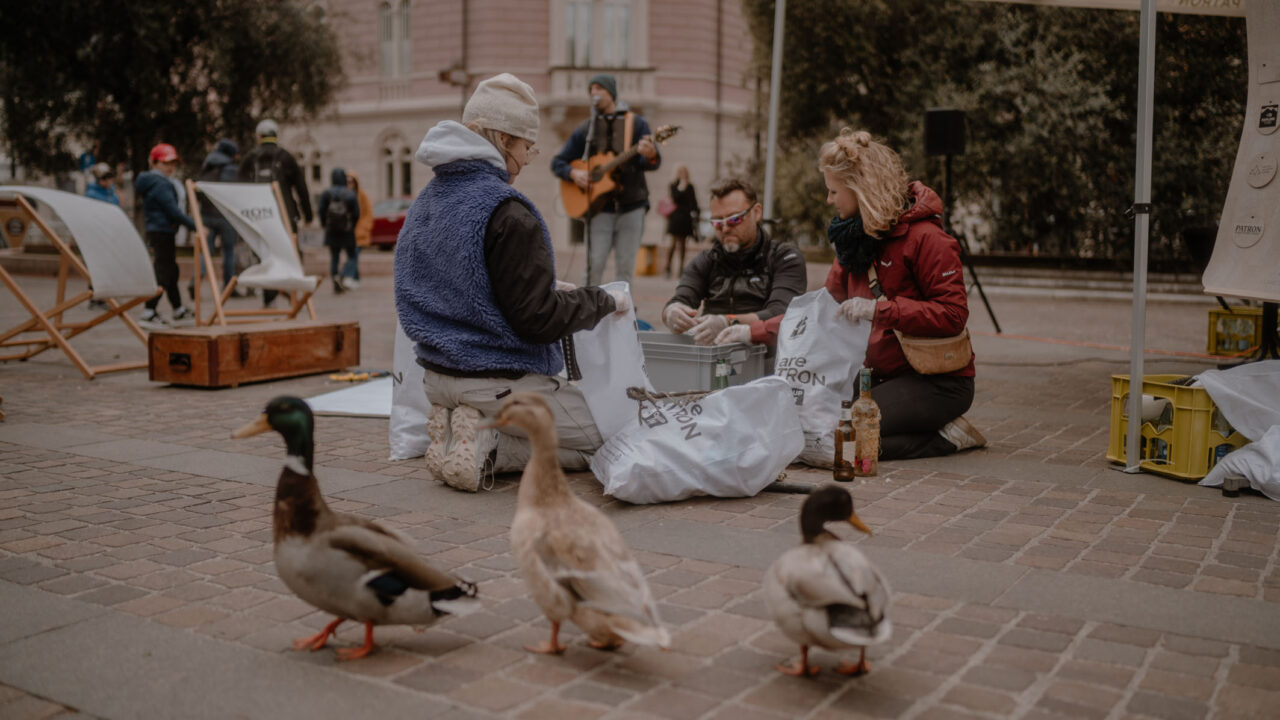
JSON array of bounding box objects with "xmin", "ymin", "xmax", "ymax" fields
[{"xmin": 720, "ymin": 128, "xmax": 985, "ymax": 459}]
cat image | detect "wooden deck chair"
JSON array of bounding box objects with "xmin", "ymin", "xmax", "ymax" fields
[
  {"xmin": 0, "ymin": 186, "xmax": 160, "ymax": 380},
  {"xmin": 186, "ymin": 180, "xmax": 321, "ymax": 326}
]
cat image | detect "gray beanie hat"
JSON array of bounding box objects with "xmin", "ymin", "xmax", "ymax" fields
[{"xmin": 462, "ymin": 73, "xmax": 540, "ymax": 144}]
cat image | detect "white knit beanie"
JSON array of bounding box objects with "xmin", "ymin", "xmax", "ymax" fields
[{"xmin": 462, "ymin": 73, "xmax": 540, "ymax": 144}]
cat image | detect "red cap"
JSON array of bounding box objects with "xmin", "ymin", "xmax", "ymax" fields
[{"xmin": 149, "ymin": 143, "xmax": 179, "ymax": 163}]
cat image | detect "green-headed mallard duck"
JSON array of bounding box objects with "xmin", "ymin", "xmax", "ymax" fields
[
  {"xmin": 488, "ymin": 392, "xmax": 670, "ymax": 654},
  {"xmin": 233, "ymin": 396, "xmax": 479, "ymax": 660},
  {"xmin": 763, "ymin": 484, "xmax": 891, "ymax": 677}
]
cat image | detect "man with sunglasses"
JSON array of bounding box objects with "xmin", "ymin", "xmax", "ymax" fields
[{"xmin": 663, "ymin": 177, "xmax": 807, "ymax": 346}]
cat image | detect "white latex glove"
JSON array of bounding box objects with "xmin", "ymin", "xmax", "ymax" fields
[
  {"xmin": 607, "ymin": 288, "xmax": 632, "ymax": 316},
  {"xmin": 663, "ymin": 302, "xmax": 697, "ymax": 333},
  {"xmin": 555, "ymin": 279, "xmax": 577, "ymax": 291},
  {"xmin": 690, "ymin": 314, "xmax": 729, "ymax": 346},
  {"xmin": 714, "ymin": 324, "xmax": 752, "ymax": 345},
  {"xmin": 839, "ymin": 297, "xmax": 878, "ymax": 322}
]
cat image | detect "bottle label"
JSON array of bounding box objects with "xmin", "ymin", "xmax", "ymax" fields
[
  {"xmin": 715, "ymin": 362, "xmax": 730, "ymax": 377},
  {"xmin": 842, "ymin": 440, "xmax": 856, "ymax": 459}
]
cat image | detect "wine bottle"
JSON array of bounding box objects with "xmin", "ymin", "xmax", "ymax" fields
[
  {"xmin": 833, "ymin": 400, "xmax": 856, "ymax": 482},
  {"xmin": 852, "ymin": 368, "xmax": 880, "ymax": 476}
]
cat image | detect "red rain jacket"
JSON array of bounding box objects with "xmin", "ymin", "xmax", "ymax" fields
[{"xmin": 751, "ymin": 181, "xmax": 975, "ymax": 379}]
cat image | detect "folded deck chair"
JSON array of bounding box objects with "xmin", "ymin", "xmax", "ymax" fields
[
  {"xmin": 187, "ymin": 180, "xmax": 321, "ymax": 326},
  {"xmin": 0, "ymin": 186, "xmax": 160, "ymax": 379}
]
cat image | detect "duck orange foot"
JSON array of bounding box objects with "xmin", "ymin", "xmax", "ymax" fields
[
  {"xmin": 334, "ymin": 622, "xmax": 377, "ymax": 661},
  {"xmin": 836, "ymin": 648, "xmax": 871, "ymax": 676},
  {"xmin": 777, "ymin": 645, "xmax": 820, "ymax": 677},
  {"xmin": 525, "ymin": 621, "xmax": 568, "ymax": 654},
  {"xmin": 293, "ymin": 617, "xmax": 344, "ymax": 652}
]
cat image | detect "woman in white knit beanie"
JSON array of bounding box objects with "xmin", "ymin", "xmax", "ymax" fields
[{"xmin": 395, "ymin": 73, "xmax": 630, "ymax": 492}]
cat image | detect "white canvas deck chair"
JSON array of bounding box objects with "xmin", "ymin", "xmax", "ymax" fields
[
  {"xmin": 186, "ymin": 180, "xmax": 321, "ymax": 326},
  {"xmin": 0, "ymin": 186, "xmax": 160, "ymax": 379}
]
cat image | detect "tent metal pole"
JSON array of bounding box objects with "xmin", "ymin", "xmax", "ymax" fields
[
  {"xmin": 1123, "ymin": 0, "xmax": 1157, "ymax": 473},
  {"xmin": 762, "ymin": 0, "xmax": 785, "ymax": 220}
]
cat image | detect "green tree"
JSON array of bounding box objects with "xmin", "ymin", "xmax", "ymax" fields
[
  {"xmin": 0, "ymin": 0, "xmax": 343, "ymax": 179},
  {"xmin": 740, "ymin": 0, "xmax": 1246, "ymax": 268}
]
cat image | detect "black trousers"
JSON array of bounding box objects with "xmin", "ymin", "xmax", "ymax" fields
[
  {"xmin": 871, "ymin": 371, "xmax": 974, "ymax": 460},
  {"xmin": 145, "ymin": 231, "xmax": 183, "ymax": 311}
]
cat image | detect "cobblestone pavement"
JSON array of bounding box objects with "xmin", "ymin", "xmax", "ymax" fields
[{"xmin": 1, "ymin": 249, "xmax": 1277, "ymax": 719}]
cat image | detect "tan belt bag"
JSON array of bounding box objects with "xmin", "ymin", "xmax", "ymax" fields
[{"xmin": 868, "ymin": 266, "xmax": 972, "ymax": 374}]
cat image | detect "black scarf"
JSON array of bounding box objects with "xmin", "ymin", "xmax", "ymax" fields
[
  {"xmin": 712, "ymin": 228, "xmax": 768, "ymax": 274},
  {"xmin": 828, "ymin": 213, "xmax": 884, "ymax": 275}
]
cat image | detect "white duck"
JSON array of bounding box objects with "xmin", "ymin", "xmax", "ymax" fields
[
  {"xmin": 234, "ymin": 396, "xmax": 480, "ymax": 660},
  {"xmin": 488, "ymin": 392, "xmax": 670, "ymax": 653},
  {"xmin": 763, "ymin": 484, "xmax": 892, "ymax": 676}
]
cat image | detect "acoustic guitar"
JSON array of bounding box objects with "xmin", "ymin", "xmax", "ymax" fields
[{"xmin": 560, "ymin": 124, "xmax": 680, "ymax": 219}]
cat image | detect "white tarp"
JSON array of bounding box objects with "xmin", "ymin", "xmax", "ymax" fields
[
  {"xmin": 1196, "ymin": 359, "xmax": 1280, "ymax": 440},
  {"xmin": 195, "ymin": 182, "xmax": 318, "ymax": 292},
  {"xmin": 0, "ymin": 185, "xmax": 157, "ymax": 299},
  {"xmin": 307, "ymin": 377, "xmax": 394, "ymax": 417}
]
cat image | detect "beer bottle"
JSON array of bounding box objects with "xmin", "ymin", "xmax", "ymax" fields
[
  {"xmin": 833, "ymin": 400, "xmax": 856, "ymax": 482},
  {"xmin": 852, "ymin": 368, "xmax": 880, "ymax": 476},
  {"xmin": 712, "ymin": 358, "xmax": 730, "ymax": 390}
]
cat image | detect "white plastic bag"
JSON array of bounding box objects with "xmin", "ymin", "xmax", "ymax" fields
[
  {"xmin": 388, "ymin": 320, "xmax": 432, "ymax": 461},
  {"xmin": 1196, "ymin": 360, "xmax": 1280, "ymax": 441},
  {"xmin": 774, "ymin": 289, "xmax": 872, "ymax": 468},
  {"xmin": 572, "ymin": 282, "xmax": 653, "ymax": 441},
  {"xmin": 1200, "ymin": 425, "xmax": 1280, "ymax": 501},
  {"xmin": 590, "ymin": 376, "xmax": 804, "ymax": 504}
]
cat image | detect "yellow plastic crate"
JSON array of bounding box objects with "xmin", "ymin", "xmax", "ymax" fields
[
  {"xmin": 1107, "ymin": 374, "xmax": 1248, "ymax": 480},
  {"xmin": 1207, "ymin": 306, "xmax": 1263, "ymax": 355}
]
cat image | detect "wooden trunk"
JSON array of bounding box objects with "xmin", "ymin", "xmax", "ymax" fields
[{"xmin": 148, "ymin": 321, "xmax": 359, "ymax": 388}]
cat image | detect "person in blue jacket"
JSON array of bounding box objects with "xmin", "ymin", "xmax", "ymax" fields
[
  {"xmin": 135, "ymin": 143, "xmax": 197, "ymax": 327},
  {"xmin": 84, "ymin": 164, "xmax": 120, "ymax": 206}
]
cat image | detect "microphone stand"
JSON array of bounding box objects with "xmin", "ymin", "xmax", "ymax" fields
[{"xmin": 582, "ymin": 101, "xmax": 598, "ymax": 285}]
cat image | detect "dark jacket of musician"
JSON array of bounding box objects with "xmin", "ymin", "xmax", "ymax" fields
[
  {"xmin": 551, "ymin": 110, "xmax": 661, "ymax": 215},
  {"xmin": 666, "ymin": 227, "xmax": 808, "ymax": 321}
]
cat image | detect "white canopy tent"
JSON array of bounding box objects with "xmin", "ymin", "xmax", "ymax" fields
[{"xmin": 759, "ymin": 0, "xmax": 1251, "ymax": 474}]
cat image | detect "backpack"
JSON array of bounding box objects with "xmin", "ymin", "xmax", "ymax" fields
[{"xmin": 325, "ymin": 191, "xmax": 352, "ymax": 234}]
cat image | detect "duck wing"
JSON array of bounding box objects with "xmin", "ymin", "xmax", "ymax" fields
[
  {"xmin": 782, "ymin": 540, "xmax": 891, "ymax": 645},
  {"xmin": 325, "ymin": 522, "xmax": 466, "ymax": 594},
  {"xmin": 533, "ymin": 504, "xmax": 659, "ymax": 625}
]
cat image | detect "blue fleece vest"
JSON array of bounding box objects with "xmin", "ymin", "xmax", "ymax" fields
[{"xmin": 394, "ymin": 159, "xmax": 564, "ymax": 376}]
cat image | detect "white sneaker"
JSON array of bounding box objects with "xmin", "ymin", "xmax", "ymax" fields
[
  {"xmin": 171, "ymin": 306, "xmax": 194, "ymax": 326},
  {"xmin": 439, "ymin": 406, "xmax": 498, "ymax": 492},
  {"xmin": 138, "ymin": 309, "xmax": 169, "ymax": 329},
  {"xmin": 342, "ymin": 277, "xmax": 361, "ymax": 290},
  {"xmin": 424, "ymin": 406, "xmax": 451, "ymax": 481},
  {"xmin": 939, "ymin": 415, "xmax": 988, "ymax": 452}
]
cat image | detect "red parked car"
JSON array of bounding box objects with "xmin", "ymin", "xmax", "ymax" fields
[{"xmin": 369, "ymin": 198, "xmax": 414, "ymax": 250}]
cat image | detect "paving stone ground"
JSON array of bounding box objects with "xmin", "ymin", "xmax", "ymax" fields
[{"xmin": 1, "ymin": 247, "xmax": 1276, "ymax": 720}]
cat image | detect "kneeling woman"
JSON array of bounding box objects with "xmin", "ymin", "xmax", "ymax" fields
[
  {"xmin": 395, "ymin": 74, "xmax": 627, "ymax": 491},
  {"xmin": 722, "ymin": 128, "xmax": 984, "ymax": 460}
]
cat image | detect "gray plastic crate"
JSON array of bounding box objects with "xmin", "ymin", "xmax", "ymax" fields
[{"xmin": 638, "ymin": 330, "xmax": 769, "ymax": 392}]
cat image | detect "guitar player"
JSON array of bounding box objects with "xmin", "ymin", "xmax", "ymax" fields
[{"xmin": 551, "ymin": 74, "xmax": 661, "ymax": 287}]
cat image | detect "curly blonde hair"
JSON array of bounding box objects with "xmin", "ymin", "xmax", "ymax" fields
[{"xmin": 818, "ymin": 128, "xmax": 910, "ymax": 235}]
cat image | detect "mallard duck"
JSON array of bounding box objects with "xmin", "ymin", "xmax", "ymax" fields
[
  {"xmin": 488, "ymin": 391, "xmax": 670, "ymax": 654},
  {"xmin": 763, "ymin": 484, "xmax": 891, "ymax": 677},
  {"xmin": 233, "ymin": 396, "xmax": 479, "ymax": 660}
]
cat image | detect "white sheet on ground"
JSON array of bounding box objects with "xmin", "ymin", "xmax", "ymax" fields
[
  {"xmin": 306, "ymin": 377, "xmax": 393, "ymax": 417},
  {"xmin": 1200, "ymin": 426, "xmax": 1280, "ymax": 502},
  {"xmin": 0, "ymin": 185, "xmax": 156, "ymax": 299},
  {"xmin": 1196, "ymin": 360, "xmax": 1280, "ymax": 441},
  {"xmin": 195, "ymin": 182, "xmax": 318, "ymax": 292}
]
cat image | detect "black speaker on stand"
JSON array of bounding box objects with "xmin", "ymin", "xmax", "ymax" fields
[{"xmin": 924, "ymin": 108, "xmax": 1000, "ymax": 333}]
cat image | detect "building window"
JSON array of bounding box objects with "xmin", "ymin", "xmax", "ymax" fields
[
  {"xmin": 382, "ymin": 142, "xmax": 413, "ymax": 198},
  {"xmin": 398, "ymin": 1, "xmax": 411, "ymax": 75},
  {"xmin": 379, "ymin": 1, "xmax": 411, "ymax": 77},
  {"xmin": 559, "ymin": 0, "xmax": 637, "ymax": 68}
]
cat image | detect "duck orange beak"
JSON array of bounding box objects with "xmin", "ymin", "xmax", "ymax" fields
[
  {"xmin": 231, "ymin": 413, "xmax": 271, "ymax": 439},
  {"xmin": 848, "ymin": 512, "xmax": 873, "ymax": 536}
]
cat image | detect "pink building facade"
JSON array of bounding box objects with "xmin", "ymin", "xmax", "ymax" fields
[{"xmin": 282, "ymin": 0, "xmax": 760, "ymax": 249}]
